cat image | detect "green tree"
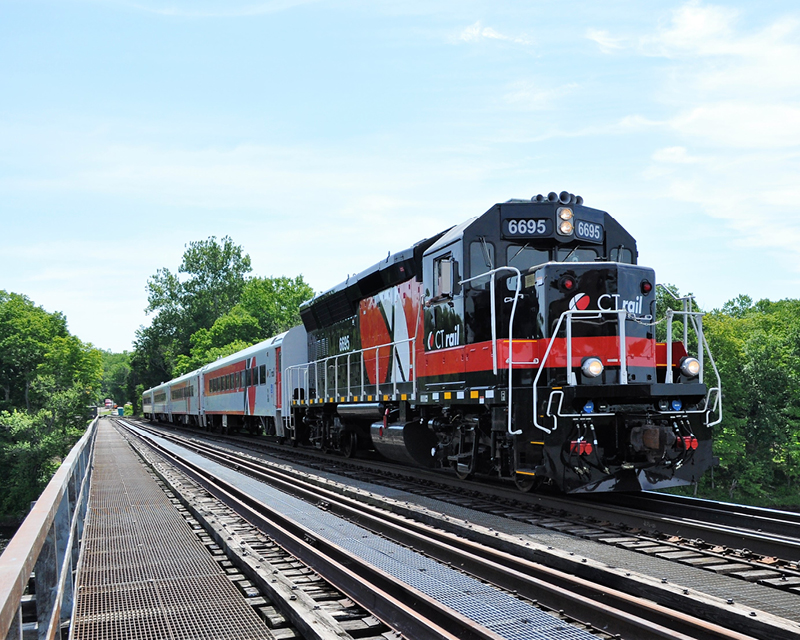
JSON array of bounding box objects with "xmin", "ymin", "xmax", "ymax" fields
[
  {"xmin": 133, "ymin": 236, "xmax": 253, "ymax": 387},
  {"xmin": 239, "ymin": 275, "xmax": 314, "ymax": 337},
  {"xmin": 0, "ymin": 292, "xmax": 69, "ymax": 411},
  {"xmin": 133, "ymin": 237, "xmax": 314, "ymax": 384},
  {"xmin": 0, "ymin": 292, "xmax": 103, "ymax": 520},
  {"xmin": 100, "ymin": 351, "xmax": 133, "ymax": 406}
]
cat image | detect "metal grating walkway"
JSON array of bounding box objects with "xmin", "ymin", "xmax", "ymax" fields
[{"xmin": 72, "ymin": 422, "xmax": 273, "ymax": 640}]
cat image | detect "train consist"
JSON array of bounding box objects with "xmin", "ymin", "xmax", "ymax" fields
[{"xmin": 143, "ymin": 192, "xmax": 721, "ymax": 493}]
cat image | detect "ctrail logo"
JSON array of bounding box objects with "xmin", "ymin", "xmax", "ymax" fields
[
  {"xmin": 427, "ymin": 326, "xmax": 461, "ymax": 350},
  {"xmin": 599, "ymin": 294, "xmax": 643, "ymax": 315},
  {"xmin": 569, "ymin": 293, "xmax": 591, "ymax": 311}
]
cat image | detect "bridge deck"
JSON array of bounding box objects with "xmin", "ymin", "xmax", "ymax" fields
[{"xmin": 72, "ymin": 421, "xmax": 272, "ymax": 640}]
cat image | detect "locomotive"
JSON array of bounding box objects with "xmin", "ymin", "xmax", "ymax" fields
[{"xmin": 143, "ymin": 192, "xmax": 721, "ymax": 493}]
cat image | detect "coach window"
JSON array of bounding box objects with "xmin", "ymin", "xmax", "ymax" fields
[
  {"xmin": 246, "ymin": 369, "xmax": 251, "ymax": 387},
  {"xmin": 259, "ymin": 364, "xmax": 267, "ymax": 384},
  {"xmin": 469, "ymin": 241, "xmax": 494, "ymax": 289},
  {"xmin": 506, "ymin": 245, "xmax": 548, "ymax": 290}
]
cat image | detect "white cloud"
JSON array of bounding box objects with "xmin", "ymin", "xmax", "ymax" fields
[
  {"xmin": 503, "ymin": 81, "xmax": 579, "ymax": 111},
  {"xmin": 585, "ymin": 28, "xmax": 626, "ymax": 53},
  {"xmin": 454, "ymin": 21, "xmax": 532, "ymax": 46},
  {"xmin": 670, "ymin": 103, "xmax": 800, "ymax": 149},
  {"xmin": 651, "ymin": 146, "xmax": 699, "ymax": 164},
  {"xmin": 97, "ymin": 0, "xmax": 317, "ymax": 17},
  {"xmin": 641, "ymin": 1, "xmax": 739, "ymax": 57}
]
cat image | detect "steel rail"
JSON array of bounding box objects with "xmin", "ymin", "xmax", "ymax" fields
[
  {"xmin": 119, "ymin": 421, "xmax": 776, "ymax": 640},
  {"xmin": 129, "ymin": 417, "xmax": 800, "ymax": 561},
  {"xmin": 117, "ymin": 423, "xmax": 505, "ymax": 640},
  {"xmin": 580, "ymin": 493, "xmax": 800, "ymax": 560},
  {"xmin": 614, "ymin": 492, "xmax": 800, "ymax": 539}
]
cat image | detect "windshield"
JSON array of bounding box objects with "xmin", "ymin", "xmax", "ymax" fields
[
  {"xmin": 506, "ymin": 244, "xmax": 548, "ymax": 290},
  {"xmin": 557, "ymin": 247, "xmax": 598, "ymax": 262}
]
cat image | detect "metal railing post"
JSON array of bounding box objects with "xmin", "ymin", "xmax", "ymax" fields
[
  {"xmin": 566, "ymin": 312, "xmax": 575, "ymax": 386},
  {"xmin": 490, "ymin": 276, "xmax": 498, "ymax": 374},
  {"xmin": 618, "ymin": 309, "xmax": 628, "ymax": 385},
  {"xmin": 682, "ymin": 298, "xmax": 688, "ymax": 346},
  {"xmin": 665, "ymin": 309, "xmax": 674, "ymax": 384}
]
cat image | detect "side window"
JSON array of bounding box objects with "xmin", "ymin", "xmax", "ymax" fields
[
  {"xmin": 610, "ymin": 247, "xmax": 633, "ymax": 264},
  {"xmin": 260, "ymin": 364, "xmax": 267, "ymax": 384},
  {"xmin": 434, "ymin": 255, "xmax": 455, "ymax": 298},
  {"xmin": 469, "ymin": 241, "xmax": 494, "ymax": 289},
  {"xmin": 246, "ymin": 369, "xmax": 252, "ymax": 387}
]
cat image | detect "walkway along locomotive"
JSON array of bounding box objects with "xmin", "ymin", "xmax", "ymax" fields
[{"xmin": 143, "ymin": 192, "xmax": 722, "ymax": 493}]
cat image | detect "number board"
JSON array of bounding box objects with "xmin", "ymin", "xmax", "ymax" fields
[
  {"xmin": 503, "ymin": 218, "xmax": 552, "ymax": 238},
  {"xmin": 574, "ymin": 219, "xmax": 604, "ymax": 243}
]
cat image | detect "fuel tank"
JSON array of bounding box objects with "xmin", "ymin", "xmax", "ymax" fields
[{"xmin": 370, "ymin": 420, "xmax": 439, "ymax": 468}]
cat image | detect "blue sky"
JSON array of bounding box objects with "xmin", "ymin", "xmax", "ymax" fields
[{"xmin": 2, "ymin": 0, "xmax": 799, "ymax": 352}]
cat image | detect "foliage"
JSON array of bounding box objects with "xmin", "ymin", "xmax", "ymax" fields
[
  {"xmin": 663, "ymin": 290, "xmax": 800, "ymax": 506},
  {"xmin": 100, "ymin": 350, "xmax": 139, "ymax": 410},
  {"xmin": 0, "ymin": 292, "xmax": 70, "ymax": 412},
  {"xmin": 134, "ymin": 237, "xmax": 314, "ymax": 381},
  {"xmin": 0, "ymin": 291, "xmax": 103, "ymax": 520}
]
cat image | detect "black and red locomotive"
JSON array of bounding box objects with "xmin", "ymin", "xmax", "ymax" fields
[
  {"xmin": 285, "ymin": 191, "xmax": 721, "ymax": 493},
  {"xmin": 145, "ymin": 191, "xmax": 721, "ymax": 493}
]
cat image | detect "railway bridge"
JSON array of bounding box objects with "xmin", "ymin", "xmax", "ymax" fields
[{"xmin": 3, "ymin": 417, "xmax": 800, "ymax": 640}]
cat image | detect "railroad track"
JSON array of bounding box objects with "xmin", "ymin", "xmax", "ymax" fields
[
  {"xmin": 133, "ymin": 418, "xmax": 800, "ymax": 574},
  {"xmin": 117, "ymin": 418, "xmax": 799, "ymax": 640}
]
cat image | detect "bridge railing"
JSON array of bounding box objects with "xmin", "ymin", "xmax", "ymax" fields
[{"xmin": 0, "ymin": 417, "xmax": 99, "ymax": 640}]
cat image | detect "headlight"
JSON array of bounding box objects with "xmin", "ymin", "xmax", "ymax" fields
[
  {"xmin": 558, "ymin": 220, "xmax": 574, "ymax": 235},
  {"xmin": 582, "ymin": 357, "xmax": 603, "ymax": 378},
  {"xmin": 680, "ymin": 357, "xmax": 701, "ymax": 378},
  {"xmin": 558, "ymin": 207, "xmax": 573, "ymax": 220}
]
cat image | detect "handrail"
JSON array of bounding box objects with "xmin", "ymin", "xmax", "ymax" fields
[
  {"xmin": 533, "ymin": 305, "xmax": 723, "ymax": 433},
  {"xmin": 285, "ymin": 335, "xmax": 417, "ymax": 404},
  {"xmin": 0, "ymin": 416, "xmax": 98, "ymax": 640},
  {"xmin": 532, "ymin": 309, "xmax": 629, "ymax": 434},
  {"xmin": 460, "ymin": 266, "xmax": 522, "ymax": 435}
]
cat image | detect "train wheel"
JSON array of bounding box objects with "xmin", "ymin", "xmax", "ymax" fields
[
  {"xmin": 342, "ymin": 431, "xmax": 358, "ymax": 458},
  {"xmin": 514, "ymin": 473, "xmax": 541, "ymax": 493},
  {"xmin": 453, "ymin": 427, "xmax": 476, "ymax": 480}
]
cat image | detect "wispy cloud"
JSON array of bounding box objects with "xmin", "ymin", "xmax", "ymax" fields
[
  {"xmin": 98, "ymin": 0, "xmax": 318, "ymax": 18},
  {"xmin": 651, "ymin": 146, "xmax": 699, "ymax": 164},
  {"xmin": 453, "ymin": 21, "xmax": 532, "ymax": 46},
  {"xmin": 503, "ymin": 80, "xmax": 578, "ymax": 111},
  {"xmin": 585, "ymin": 28, "xmax": 626, "ymax": 53},
  {"xmin": 578, "ymin": 2, "xmax": 800, "ymax": 271}
]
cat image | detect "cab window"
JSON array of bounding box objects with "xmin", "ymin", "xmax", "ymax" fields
[
  {"xmin": 506, "ymin": 244, "xmax": 548, "ymax": 290},
  {"xmin": 434, "ymin": 255, "xmax": 456, "ymax": 298},
  {"xmin": 469, "ymin": 241, "xmax": 494, "ymax": 289},
  {"xmin": 610, "ymin": 247, "xmax": 633, "ymax": 264},
  {"xmin": 557, "ymin": 247, "xmax": 598, "ymax": 262}
]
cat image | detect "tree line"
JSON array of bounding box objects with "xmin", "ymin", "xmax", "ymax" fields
[{"xmin": 0, "ymin": 291, "xmax": 103, "ymax": 520}]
